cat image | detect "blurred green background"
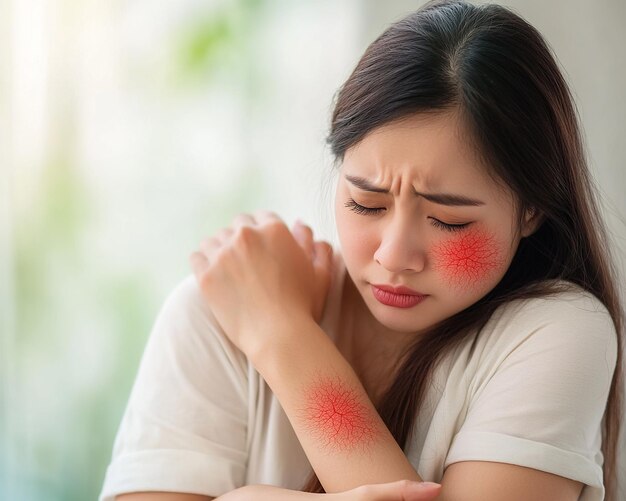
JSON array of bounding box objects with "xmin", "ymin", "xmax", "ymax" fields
[{"xmin": 1, "ymin": 0, "xmax": 624, "ymax": 500}]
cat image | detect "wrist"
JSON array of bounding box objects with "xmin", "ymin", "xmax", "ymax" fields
[{"xmin": 246, "ymin": 314, "xmax": 323, "ymax": 371}]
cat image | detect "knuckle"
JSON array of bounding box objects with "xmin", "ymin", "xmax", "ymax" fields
[
  {"xmin": 233, "ymin": 224, "xmax": 257, "ymax": 247},
  {"xmin": 299, "ymin": 223, "xmax": 314, "ymax": 236},
  {"xmin": 315, "ymin": 242, "xmax": 333, "ymax": 259},
  {"xmin": 198, "ymin": 239, "xmax": 212, "ymax": 253},
  {"xmin": 205, "ymin": 244, "xmax": 225, "ymax": 266},
  {"xmin": 237, "ymin": 224, "xmax": 255, "ymax": 238},
  {"xmin": 317, "ymin": 240, "xmax": 332, "ymax": 252},
  {"xmin": 216, "ymin": 228, "xmax": 232, "ymax": 241},
  {"xmin": 266, "ymin": 218, "xmax": 288, "ymax": 235}
]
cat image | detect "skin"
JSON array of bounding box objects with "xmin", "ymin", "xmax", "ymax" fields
[
  {"xmin": 117, "ymin": 479, "xmax": 443, "ymax": 500},
  {"xmin": 333, "ymin": 109, "xmax": 542, "ymax": 397},
  {"xmin": 430, "ymin": 225, "xmax": 507, "ymax": 293},
  {"xmin": 119, "ymin": 109, "xmax": 583, "ymax": 500},
  {"xmin": 298, "ymin": 373, "xmax": 381, "ymax": 453}
]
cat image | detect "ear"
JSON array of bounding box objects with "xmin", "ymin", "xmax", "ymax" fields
[{"xmin": 521, "ymin": 207, "xmax": 543, "ymax": 238}]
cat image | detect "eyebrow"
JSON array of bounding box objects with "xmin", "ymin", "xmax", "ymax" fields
[{"xmin": 344, "ymin": 175, "xmax": 485, "ymax": 207}]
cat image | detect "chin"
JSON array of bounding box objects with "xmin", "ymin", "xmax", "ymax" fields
[
  {"xmin": 381, "ymin": 314, "xmax": 434, "ymax": 334},
  {"xmin": 365, "ymin": 296, "xmax": 436, "ymax": 334}
]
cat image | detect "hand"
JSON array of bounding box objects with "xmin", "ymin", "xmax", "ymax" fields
[
  {"xmin": 223, "ymin": 480, "xmax": 442, "ymax": 500},
  {"xmin": 291, "ymin": 217, "xmax": 335, "ymax": 323},
  {"xmin": 189, "ymin": 210, "xmax": 334, "ymax": 359},
  {"xmin": 342, "ymin": 480, "xmax": 442, "ymax": 500}
]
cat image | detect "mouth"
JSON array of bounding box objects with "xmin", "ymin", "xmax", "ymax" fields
[
  {"xmin": 370, "ymin": 284, "xmax": 429, "ymax": 308},
  {"xmin": 370, "ymin": 283, "xmax": 427, "ymax": 296}
]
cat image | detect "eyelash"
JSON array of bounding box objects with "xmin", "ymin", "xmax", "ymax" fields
[{"xmin": 344, "ymin": 198, "xmax": 470, "ymax": 232}]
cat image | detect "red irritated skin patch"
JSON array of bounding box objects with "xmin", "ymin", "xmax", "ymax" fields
[
  {"xmin": 430, "ymin": 225, "xmax": 507, "ymax": 293},
  {"xmin": 298, "ymin": 374, "xmax": 381, "ymax": 454}
]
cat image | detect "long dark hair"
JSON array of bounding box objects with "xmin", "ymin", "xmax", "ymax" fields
[{"xmin": 303, "ymin": 1, "xmax": 624, "ymax": 498}]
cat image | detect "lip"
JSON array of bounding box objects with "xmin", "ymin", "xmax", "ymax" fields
[
  {"xmin": 371, "ymin": 284, "xmax": 427, "ymax": 296},
  {"xmin": 370, "ymin": 284, "xmax": 429, "ymax": 308}
]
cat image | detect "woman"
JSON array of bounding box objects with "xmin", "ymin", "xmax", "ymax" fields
[{"xmin": 99, "ymin": 0, "xmax": 623, "ymax": 500}]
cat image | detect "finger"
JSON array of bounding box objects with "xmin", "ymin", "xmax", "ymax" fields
[
  {"xmin": 253, "ymin": 209, "xmax": 283, "ymax": 226},
  {"xmin": 199, "ymin": 236, "xmax": 221, "ymax": 257},
  {"xmin": 403, "ymin": 481, "xmax": 442, "ymax": 501},
  {"xmin": 189, "ymin": 251, "xmax": 209, "ymax": 276},
  {"xmin": 357, "ymin": 480, "xmax": 442, "ymax": 501},
  {"xmin": 292, "ymin": 219, "xmax": 315, "ymax": 259},
  {"xmin": 216, "ymin": 227, "xmax": 234, "ymax": 242},
  {"xmin": 313, "ymin": 240, "xmax": 333, "ymax": 273},
  {"xmin": 231, "ymin": 212, "xmax": 256, "ymax": 231}
]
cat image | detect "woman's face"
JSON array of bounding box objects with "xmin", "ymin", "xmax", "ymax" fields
[{"xmin": 334, "ymin": 110, "xmax": 540, "ymax": 336}]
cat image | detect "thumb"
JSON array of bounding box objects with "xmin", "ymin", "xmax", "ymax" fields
[{"xmin": 313, "ymin": 241, "xmax": 334, "ymax": 276}]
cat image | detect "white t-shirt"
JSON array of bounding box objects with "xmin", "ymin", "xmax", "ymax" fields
[{"xmin": 99, "ymin": 247, "xmax": 617, "ymax": 501}]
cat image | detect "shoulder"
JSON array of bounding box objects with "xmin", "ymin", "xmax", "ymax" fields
[
  {"xmin": 473, "ymin": 279, "xmax": 618, "ymax": 380},
  {"xmin": 160, "ymin": 274, "xmax": 211, "ymax": 315},
  {"xmin": 148, "ymin": 274, "xmax": 247, "ymax": 364},
  {"xmin": 442, "ymin": 280, "xmax": 617, "ymax": 499},
  {"xmin": 489, "ymin": 279, "xmax": 615, "ymax": 344},
  {"xmin": 154, "ymin": 274, "xmax": 223, "ymax": 333}
]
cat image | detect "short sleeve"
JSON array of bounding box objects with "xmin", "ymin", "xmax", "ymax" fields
[
  {"xmin": 99, "ymin": 275, "xmax": 250, "ymax": 501},
  {"xmin": 444, "ymin": 294, "xmax": 618, "ymax": 500}
]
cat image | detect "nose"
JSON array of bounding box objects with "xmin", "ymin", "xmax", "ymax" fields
[{"xmin": 373, "ymin": 215, "xmax": 426, "ymax": 274}]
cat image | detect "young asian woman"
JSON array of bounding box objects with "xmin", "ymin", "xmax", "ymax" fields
[{"xmin": 100, "ymin": 1, "xmax": 623, "ymax": 500}]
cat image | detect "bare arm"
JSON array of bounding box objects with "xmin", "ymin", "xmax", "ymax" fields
[
  {"xmin": 247, "ymin": 318, "xmax": 586, "ymax": 500},
  {"xmin": 114, "ymin": 321, "xmax": 426, "ymax": 499},
  {"xmin": 111, "ymin": 449, "xmax": 584, "ymax": 501},
  {"xmin": 116, "ymin": 494, "xmax": 214, "ymax": 501},
  {"xmin": 114, "ymin": 481, "xmax": 442, "ymax": 501},
  {"xmin": 249, "ymin": 316, "xmax": 422, "ymax": 493}
]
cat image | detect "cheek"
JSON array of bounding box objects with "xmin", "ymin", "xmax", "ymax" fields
[
  {"xmin": 430, "ymin": 226, "xmax": 508, "ymax": 293},
  {"xmin": 336, "ymin": 212, "xmax": 368, "ymax": 254}
]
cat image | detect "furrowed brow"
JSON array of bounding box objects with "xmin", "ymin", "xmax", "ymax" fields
[{"xmin": 344, "ymin": 175, "xmax": 485, "ymax": 207}]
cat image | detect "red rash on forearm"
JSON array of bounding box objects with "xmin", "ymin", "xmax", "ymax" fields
[
  {"xmin": 431, "ymin": 225, "xmax": 506, "ymax": 291},
  {"xmin": 298, "ymin": 375, "xmax": 380, "ymax": 454}
]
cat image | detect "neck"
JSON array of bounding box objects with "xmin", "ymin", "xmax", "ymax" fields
[{"xmin": 339, "ymin": 275, "xmax": 413, "ymax": 403}]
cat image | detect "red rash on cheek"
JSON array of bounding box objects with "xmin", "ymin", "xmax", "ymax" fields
[
  {"xmin": 430, "ymin": 225, "xmax": 507, "ymax": 292},
  {"xmin": 299, "ymin": 376, "xmax": 379, "ymax": 453}
]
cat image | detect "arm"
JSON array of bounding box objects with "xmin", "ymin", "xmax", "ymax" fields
[
  {"xmin": 189, "ymin": 216, "xmax": 591, "ymax": 499},
  {"xmin": 248, "ymin": 317, "xmax": 589, "ymax": 501},
  {"xmin": 115, "ymin": 481, "xmax": 442, "ymax": 501},
  {"xmin": 248, "ymin": 316, "xmax": 422, "ymax": 493},
  {"xmin": 99, "ymin": 276, "xmax": 250, "ymax": 501},
  {"xmin": 189, "ymin": 215, "xmax": 418, "ymax": 492},
  {"xmin": 116, "ymin": 495, "xmax": 214, "ymax": 501}
]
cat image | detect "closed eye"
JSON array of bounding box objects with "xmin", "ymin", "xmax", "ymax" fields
[
  {"xmin": 344, "ymin": 198, "xmax": 385, "ymax": 216},
  {"xmin": 344, "ymin": 198, "xmax": 470, "ymax": 233},
  {"xmin": 430, "ymin": 218, "xmax": 469, "ymax": 232}
]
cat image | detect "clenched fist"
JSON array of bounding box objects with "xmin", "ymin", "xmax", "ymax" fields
[{"xmin": 189, "ymin": 210, "xmax": 334, "ymax": 359}]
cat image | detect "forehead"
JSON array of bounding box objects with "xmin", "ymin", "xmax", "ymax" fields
[{"xmin": 341, "ymin": 111, "xmax": 500, "ymax": 196}]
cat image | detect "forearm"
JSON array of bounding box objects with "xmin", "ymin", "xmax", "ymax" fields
[
  {"xmin": 216, "ymin": 485, "xmax": 335, "ymax": 500},
  {"xmin": 249, "ymin": 316, "xmax": 422, "ymax": 493}
]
